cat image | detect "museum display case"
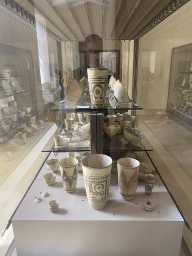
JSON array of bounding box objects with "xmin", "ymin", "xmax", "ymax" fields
[
  {"xmin": 167, "ymin": 43, "xmax": 192, "ymax": 131},
  {"xmin": 1, "ymin": 0, "xmax": 192, "ymax": 255}
]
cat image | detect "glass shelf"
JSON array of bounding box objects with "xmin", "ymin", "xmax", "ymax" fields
[
  {"xmin": 51, "ymin": 98, "xmax": 142, "ymax": 113},
  {"xmin": 0, "ymin": 89, "xmax": 30, "ymax": 100},
  {"xmin": 103, "ymin": 132, "xmax": 153, "ymax": 152},
  {"xmin": 0, "ymin": 111, "xmax": 38, "ymax": 138},
  {"xmin": 41, "ymin": 129, "xmax": 91, "ymax": 153}
]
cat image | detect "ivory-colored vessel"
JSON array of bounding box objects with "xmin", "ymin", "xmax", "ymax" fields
[
  {"xmin": 117, "ymin": 157, "xmax": 140, "ymax": 201},
  {"xmin": 82, "ymin": 154, "xmax": 112, "ymax": 210}
]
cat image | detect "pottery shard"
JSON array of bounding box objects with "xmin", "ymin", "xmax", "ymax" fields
[
  {"xmin": 67, "ymin": 80, "xmax": 83, "ymax": 102},
  {"xmin": 113, "ymin": 80, "xmax": 130, "ymax": 103}
]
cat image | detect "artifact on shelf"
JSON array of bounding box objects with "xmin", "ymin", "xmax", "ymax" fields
[
  {"xmin": 39, "ymin": 120, "xmax": 44, "ymax": 129},
  {"xmin": 24, "ymin": 107, "xmax": 31, "ymax": 114},
  {"xmin": 103, "ymin": 123, "xmax": 120, "ymax": 137},
  {"xmin": 87, "ymin": 67, "xmax": 108, "ymax": 108},
  {"xmin": 82, "ymin": 154, "xmax": 112, "ymax": 210},
  {"xmin": 144, "ymin": 200, "xmax": 155, "ymax": 211},
  {"xmin": 145, "ymin": 174, "xmax": 155, "ymax": 195},
  {"xmin": 1, "ymin": 68, "xmax": 11, "ymax": 81},
  {"xmin": 25, "ymin": 126, "xmax": 35, "ymax": 137},
  {"xmin": 104, "ymin": 114, "xmax": 116, "ymax": 124},
  {"xmin": 67, "ymin": 79, "xmax": 83, "ymax": 102},
  {"xmin": 46, "ymin": 159, "xmax": 60, "ymax": 173},
  {"xmin": 64, "ymin": 117, "xmax": 75, "ymax": 130},
  {"xmin": 72, "ymin": 123, "xmax": 90, "ymax": 140},
  {"xmin": 8, "ymin": 100, "xmax": 17, "ymax": 109},
  {"xmin": 67, "ymin": 152, "xmax": 80, "ymax": 158},
  {"xmin": 109, "ymin": 76, "xmax": 116, "ymax": 91},
  {"xmin": 117, "ymin": 157, "xmax": 140, "ymax": 201},
  {"xmin": 123, "ymin": 127, "xmax": 144, "ymax": 143},
  {"xmin": 43, "ymin": 173, "xmax": 56, "ymax": 186},
  {"xmin": 11, "ymin": 77, "xmax": 22, "ymax": 92},
  {"xmin": 40, "ymin": 192, "xmax": 49, "ymax": 197},
  {"xmin": 108, "ymin": 89, "xmax": 117, "ymax": 108},
  {"xmin": 49, "ymin": 200, "xmax": 59, "ymax": 213},
  {"xmin": 59, "ymin": 157, "xmax": 78, "ymax": 193},
  {"xmin": 113, "ymin": 80, "xmax": 130, "ymax": 103},
  {"xmin": 77, "ymin": 113, "xmax": 83, "ymax": 124},
  {"xmin": 8, "ymin": 139, "xmax": 26, "ymax": 151},
  {"xmin": 18, "ymin": 110, "xmax": 25, "ymax": 119},
  {"xmin": 54, "ymin": 135, "xmax": 64, "ymax": 146},
  {"xmin": 35, "ymin": 197, "xmax": 42, "ymax": 203}
]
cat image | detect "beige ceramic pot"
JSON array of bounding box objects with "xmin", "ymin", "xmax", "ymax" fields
[
  {"xmin": 117, "ymin": 157, "xmax": 140, "ymax": 201},
  {"xmin": 87, "ymin": 67, "xmax": 108, "ymax": 108},
  {"xmin": 82, "ymin": 154, "xmax": 112, "ymax": 210},
  {"xmin": 103, "ymin": 123, "xmax": 120, "ymax": 137},
  {"xmin": 59, "ymin": 157, "xmax": 78, "ymax": 193},
  {"xmin": 46, "ymin": 159, "xmax": 60, "ymax": 173}
]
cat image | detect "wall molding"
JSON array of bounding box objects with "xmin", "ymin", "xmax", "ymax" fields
[
  {"xmin": 134, "ymin": 0, "xmax": 189, "ymax": 40},
  {"xmin": 0, "ymin": 0, "xmax": 62, "ymax": 42}
]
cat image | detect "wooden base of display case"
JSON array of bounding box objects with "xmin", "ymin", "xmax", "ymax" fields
[{"xmin": 12, "ymin": 153, "xmax": 183, "ymax": 256}]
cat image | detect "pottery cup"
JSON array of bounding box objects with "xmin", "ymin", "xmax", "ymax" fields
[
  {"xmin": 54, "ymin": 135, "xmax": 64, "ymax": 146},
  {"xmin": 49, "ymin": 200, "xmax": 59, "ymax": 213},
  {"xmin": 82, "ymin": 154, "xmax": 112, "ymax": 210},
  {"xmin": 43, "ymin": 173, "xmax": 56, "ymax": 186},
  {"xmin": 145, "ymin": 174, "xmax": 155, "ymax": 195},
  {"xmin": 117, "ymin": 157, "xmax": 140, "ymax": 201},
  {"xmin": 59, "ymin": 157, "xmax": 78, "ymax": 193},
  {"xmin": 46, "ymin": 159, "xmax": 60, "ymax": 173}
]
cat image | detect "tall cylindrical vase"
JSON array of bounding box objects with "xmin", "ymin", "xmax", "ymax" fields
[
  {"xmin": 82, "ymin": 154, "xmax": 112, "ymax": 210},
  {"xmin": 87, "ymin": 67, "xmax": 108, "ymax": 108},
  {"xmin": 117, "ymin": 157, "xmax": 140, "ymax": 201}
]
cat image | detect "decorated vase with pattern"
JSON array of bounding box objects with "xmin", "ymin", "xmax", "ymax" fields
[
  {"xmin": 82, "ymin": 154, "xmax": 112, "ymax": 210},
  {"xmin": 117, "ymin": 157, "xmax": 140, "ymax": 201},
  {"xmin": 87, "ymin": 67, "xmax": 108, "ymax": 108},
  {"xmin": 59, "ymin": 157, "xmax": 78, "ymax": 193}
]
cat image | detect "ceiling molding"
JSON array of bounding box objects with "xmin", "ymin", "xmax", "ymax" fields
[
  {"xmin": 46, "ymin": 0, "xmax": 78, "ymax": 39},
  {"xmin": 116, "ymin": 0, "xmax": 143, "ymax": 39},
  {"xmin": 84, "ymin": 0, "xmax": 94, "ymax": 38},
  {"xmin": 101, "ymin": 0, "xmax": 106, "ymax": 39},
  {"xmin": 109, "ymin": 0, "xmax": 124, "ymax": 39},
  {"xmin": 0, "ymin": 0, "xmax": 62, "ymax": 41},
  {"xmin": 28, "ymin": 0, "xmax": 70, "ymax": 40},
  {"xmin": 133, "ymin": 0, "xmax": 190, "ymax": 40},
  {"xmin": 66, "ymin": 0, "xmax": 85, "ymax": 39}
]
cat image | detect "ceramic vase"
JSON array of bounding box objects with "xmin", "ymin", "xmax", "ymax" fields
[
  {"xmin": 145, "ymin": 174, "xmax": 155, "ymax": 195},
  {"xmin": 87, "ymin": 67, "xmax": 108, "ymax": 108},
  {"xmin": 82, "ymin": 154, "xmax": 112, "ymax": 210},
  {"xmin": 59, "ymin": 157, "xmax": 78, "ymax": 193},
  {"xmin": 117, "ymin": 157, "xmax": 140, "ymax": 201}
]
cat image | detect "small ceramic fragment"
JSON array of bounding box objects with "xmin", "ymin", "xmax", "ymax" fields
[
  {"xmin": 35, "ymin": 197, "xmax": 42, "ymax": 203},
  {"xmin": 41, "ymin": 192, "xmax": 49, "ymax": 197},
  {"xmin": 144, "ymin": 200, "xmax": 155, "ymax": 211}
]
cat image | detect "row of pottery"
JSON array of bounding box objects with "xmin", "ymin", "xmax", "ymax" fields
[{"xmin": 44, "ymin": 154, "xmax": 155, "ymax": 211}]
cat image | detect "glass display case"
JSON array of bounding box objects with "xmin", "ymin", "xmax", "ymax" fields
[
  {"xmin": 1, "ymin": 0, "xmax": 192, "ymax": 255},
  {"xmin": 167, "ymin": 43, "xmax": 192, "ymax": 131}
]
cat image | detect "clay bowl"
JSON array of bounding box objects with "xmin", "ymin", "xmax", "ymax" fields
[
  {"xmin": 46, "ymin": 159, "xmax": 60, "ymax": 172},
  {"xmin": 43, "ymin": 173, "xmax": 56, "ymax": 186},
  {"xmin": 103, "ymin": 123, "xmax": 120, "ymax": 137},
  {"xmin": 123, "ymin": 127, "xmax": 143, "ymax": 143}
]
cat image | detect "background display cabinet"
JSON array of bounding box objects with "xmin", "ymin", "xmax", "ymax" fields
[{"xmin": 167, "ymin": 43, "xmax": 192, "ymax": 131}]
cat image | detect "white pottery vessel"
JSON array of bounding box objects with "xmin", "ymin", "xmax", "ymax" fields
[
  {"xmin": 46, "ymin": 159, "xmax": 60, "ymax": 173},
  {"xmin": 73, "ymin": 123, "xmax": 90, "ymax": 140},
  {"xmin": 49, "ymin": 200, "xmax": 59, "ymax": 213},
  {"xmin": 1, "ymin": 69, "xmax": 11, "ymax": 80},
  {"xmin": 24, "ymin": 107, "xmax": 31, "ymax": 114},
  {"xmin": 145, "ymin": 174, "xmax": 155, "ymax": 195},
  {"xmin": 103, "ymin": 123, "xmax": 120, "ymax": 137},
  {"xmin": 113, "ymin": 80, "xmax": 130, "ymax": 103},
  {"xmin": 43, "ymin": 173, "xmax": 56, "ymax": 186},
  {"xmin": 109, "ymin": 76, "xmax": 116, "ymax": 91},
  {"xmin": 117, "ymin": 157, "xmax": 140, "ymax": 201},
  {"xmin": 104, "ymin": 115, "xmax": 116, "ymax": 124},
  {"xmin": 82, "ymin": 154, "xmax": 112, "ymax": 210},
  {"xmin": 67, "ymin": 79, "xmax": 83, "ymax": 102},
  {"xmin": 87, "ymin": 67, "xmax": 108, "ymax": 108},
  {"xmin": 123, "ymin": 127, "xmax": 143, "ymax": 143},
  {"xmin": 59, "ymin": 157, "xmax": 78, "ymax": 193},
  {"xmin": 54, "ymin": 135, "xmax": 64, "ymax": 146}
]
